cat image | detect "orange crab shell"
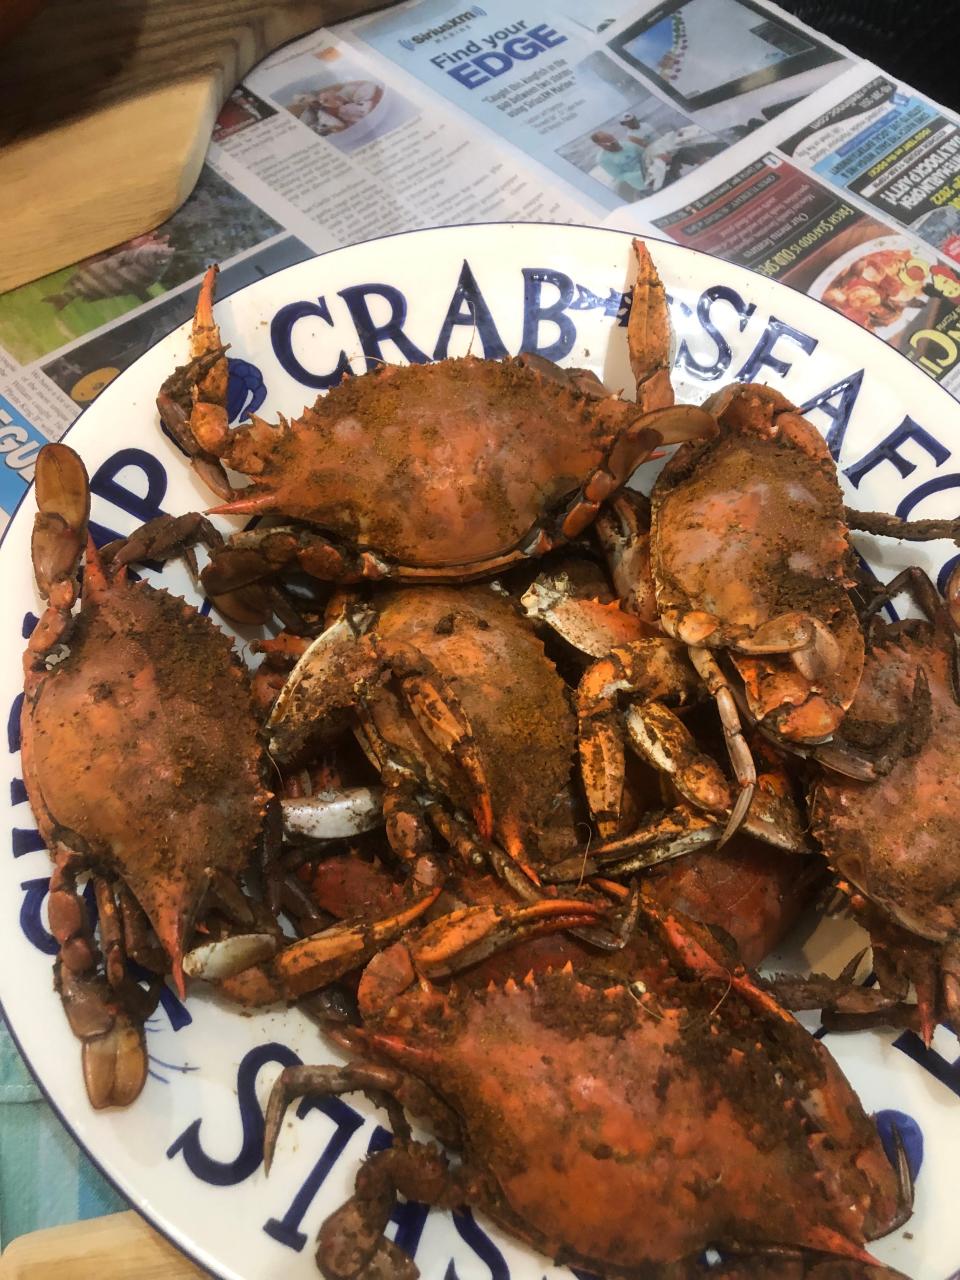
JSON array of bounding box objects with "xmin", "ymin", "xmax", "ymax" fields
[
  {"xmin": 20, "ymin": 554, "xmax": 269, "ymax": 992},
  {"xmin": 209, "ymin": 355, "xmax": 671, "ymax": 568},
  {"xmin": 651, "ymin": 383, "xmax": 864, "ymax": 743},
  {"xmin": 812, "ymin": 621, "xmax": 960, "ymax": 944},
  {"xmin": 358, "ymin": 958, "xmax": 900, "ymax": 1272},
  {"xmin": 327, "ymin": 586, "xmax": 579, "ymax": 867}
]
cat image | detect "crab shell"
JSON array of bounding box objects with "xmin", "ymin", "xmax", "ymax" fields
[
  {"xmin": 358, "ymin": 950, "xmax": 900, "ymax": 1271},
  {"xmin": 20, "ymin": 561, "xmax": 269, "ymax": 991},
  {"xmin": 270, "ymin": 585, "xmax": 580, "ymax": 866},
  {"xmin": 811, "ymin": 621, "xmax": 960, "ymax": 943},
  {"xmin": 208, "ymin": 355, "xmax": 689, "ymax": 570},
  {"xmin": 651, "ymin": 383, "xmax": 864, "ymax": 743},
  {"xmin": 644, "ymin": 835, "xmax": 818, "ymax": 968}
]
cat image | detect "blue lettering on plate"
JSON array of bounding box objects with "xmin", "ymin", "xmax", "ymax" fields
[
  {"xmin": 896, "ymin": 472, "xmax": 960, "ymax": 520},
  {"xmin": 452, "ymin": 1207, "xmax": 508, "ymax": 1280},
  {"xmin": 19, "ymin": 878, "xmax": 57, "ymax": 955},
  {"xmin": 875, "ymin": 1109, "xmax": 924, "ymax": 1184},
  {"xmin": 798, "ymin": 370, "xmax": 864, "ymax": 461},
  {"xmin": 736, "ymin": 317, "xmax": 817, "ymax": 382},
  {"xmin": 339, "ymin": 283, "xmax": 430, "ymax": 370},
  {"xmin": 844, "ymin": 416, "xmax": 950, "ymax": 488},
  {"xmin": 7, "ymin": 693, "xmax": 23, "ymax": 753},
  {"xmin": 226, "ymin": 358, "xmax": 267, "ymax": 423},
  {"xmin": 678, "ymin": 285, "xmax": 756, "ymax": 382},
  {"xmin": 263, "ymin": 1094, "xmax": 364, "ymax": 1250},
  {"xmin": 167, "ymin": 1042, "xmax": 300, "ymax": 1186},
  {"xmin": 433, "ymin": 260, "xmax": 507, "ymax": 361},
  {"xmin": 938, "ymin": 553, "xmax": 960, "ymax": 596},
  {"xmin": 90, "ymin": 448, "xmax": 169, "ymax": 532},
  {"xmin": 894, "ymin": 1031, "xmax": 960, "ymax": 1100},
  {"xmin": 521, "ymin": 269, "xmax": 576, "ymax": 362},
  {"xmin": 12, "ymin": 828, "xmax": 44, "ymax": 857},
  {"xmin": 271, "ymin": 298, "xmax": 352, "ymax": 390}
]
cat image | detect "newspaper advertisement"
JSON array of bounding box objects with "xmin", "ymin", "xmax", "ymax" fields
[
  {"xmin": 645, "ymin": 152, "xmax": 960, "ymax": 397},
  {"xmin": 781, "ymin": 75, "xmax": 960, "ymax": 263},
  {"xmin": 0, "ymin": 0, "xmax": 954, "ymax": 526}
]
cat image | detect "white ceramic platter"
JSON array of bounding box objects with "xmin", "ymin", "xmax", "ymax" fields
[{"xmin": 2, "ymin": 223, "xmax": 960, "ymax": 1280}]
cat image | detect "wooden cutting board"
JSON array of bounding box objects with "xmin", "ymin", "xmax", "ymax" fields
[
  {"xmin": 0, "ymin": 1210, "xmax": 208, "ymax": 1278},
  {"xmin": 0, "ymin": 0, "xmax": 389, "ymax": 292}
]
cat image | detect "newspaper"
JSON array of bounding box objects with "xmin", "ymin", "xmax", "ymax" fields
[{"xmin": 2, "ymin": 0, "xmax": 959, "ymax": 525}]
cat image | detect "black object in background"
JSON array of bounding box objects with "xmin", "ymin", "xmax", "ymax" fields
[{"xmin": 777, "ymin": 2, "xmax": 955, "ymax": 111}]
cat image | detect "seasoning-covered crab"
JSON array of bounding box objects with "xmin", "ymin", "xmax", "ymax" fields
[
  {"xmin": 155, "ymin": 241, "xmax": 714, "ymax": 616},
  {"xmin": 651, "ymin": 382, "xmax": 866, "ymax": 753},
  {"xmin": 267, "ymin": 582, "xmax": 809, "ymax": 892},
  {"xmin": 802, "ymin": 565, "xmax": 960, "ymax": 1043},
  {"xmin": 648, "ymin": 382, "xmax": 960, "ymax": 836},
  {"xmin": 20, "ymin": 445, "xmax": 277, "ymax": 1106},
  {"xmin": 263, "ymin": 896, "xmax": 909, "ymax": 1280}
]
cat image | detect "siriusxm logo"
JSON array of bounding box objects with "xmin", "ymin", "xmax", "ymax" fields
[{"xmin": 398, "ymin": 6, "xmax": 485, "ymax": 49}]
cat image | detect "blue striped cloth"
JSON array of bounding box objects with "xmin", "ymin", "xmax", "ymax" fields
[{"xmin": 0, "ymin": 1015, "xmax": 127, "ymax": 1248}]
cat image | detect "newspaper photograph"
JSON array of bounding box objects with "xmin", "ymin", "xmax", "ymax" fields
[
  {"xmin": 607, "ymin": 0, "xmax": 847, "ymax": 137},
  {"xmin": 351, "ymin": 0, "xmax": 735, "ymax": 210}
]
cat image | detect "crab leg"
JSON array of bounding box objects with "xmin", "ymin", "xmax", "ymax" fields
[
  {"xmin": 542, "ymin": 805, "xmax": 723, "ymax": 882},
  {"xmin": 686, "ymin": 646, "xmax": 756, "ymax": 844},
  {"xmin": 57, "ymin": 963, "xmax": 153, "ymax": 1110},
  {"xmin": 116, "ymin": 883, "xmax": 167, "ymax": 973},
  {"xmin": 264, "ymin": 1062, "xmax": 466, "ymax": 1280},
  {"xmin": 861, "ymin": 565, "xmax": 945, "ymax": 624},
  {"xmin": 93, "ymin": 878, "xmax": 127, "ymax": 991},
  {"xmin": 628, "ymin": 239, "xmax": 675, "ymax": 413},
  {"xmin": 49, "ymin": 865, "xmax": 158, "ymax": 1110},
  {"xmin": 402, "ymin": 899, "xmax": 610, "ymax": 979},
  {"xmin": 24, "ymin": 444, "xmax": 89, "ymax": 683},
  {"xmin": 846, "ymin": 507, "xmax": 960, "ymax": 546}
]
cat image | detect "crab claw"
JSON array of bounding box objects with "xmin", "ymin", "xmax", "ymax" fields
[
  {"xmin": 182, "ymin": 932, "xmax": 279, "ymax": 982},
  {"xmin": 629, "ymin": 240, "xmax": 675, "ymax": 413},
  {"xmin": 271, "ymin": 887, "xmax": 442, "ymax": 998},
  {"xmin": 32, "ymin": 444, "xmax": 90, "ymax": 600},
  {"xmin": 82, "ymin": 1013, "xmax": 148, "ymax": 1110},
  {"xmin": 410, "ymin": 899, "xmax": 609, "ymax": 977},
  {"xmin": 157, "ymin": 264, "xmax": 231, "ymax": 465},
  {"xmin": 358, "ymin": 898, "xmax": 608, "ymax": 1018}
]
